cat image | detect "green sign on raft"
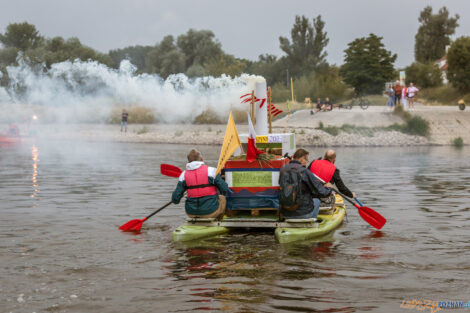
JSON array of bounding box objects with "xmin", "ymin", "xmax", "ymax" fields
[{"xmin": 232, "ymin": 171, "xmax": 272, "ymax": 187}]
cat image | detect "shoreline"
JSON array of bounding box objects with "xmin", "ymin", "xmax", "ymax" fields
[{"xmin": 2, "ymin": 104, "xmax": 469, "ymax": 147}]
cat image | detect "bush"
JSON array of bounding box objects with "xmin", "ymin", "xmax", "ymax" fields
[
  {"xmin": 231, "ymin": 109, "xmax": 248, "ymax": 123},
  {"xmin": 193, "ymin": 109, "xmax": 223, "ymax": 124},
  {"xmin": 452, "ymin": 137, "xmax": 463, "ymax": 147},
  {"xmin": 108, "ymin": 106, "xmax": 155, "ymax": 124},
  {"xmin": 419, "ymin": 85, "xmax": 463, "ymax": 105},
  {"xmin": 404, "ymin": 116, "xmax": 430, "ymax": 137},
  {"xmin": 323, "ymin": 125, "xmax": 340, "ymax": 136},
  {"xmin": 393, "ymin": 104, "xmax": 412, "ymax": 119},
  {"xmin": 392, "ymin": 105, "xmax": 430, "ymax": 137}
]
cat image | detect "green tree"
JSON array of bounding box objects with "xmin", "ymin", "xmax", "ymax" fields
[
  {"xmin": 405, "ymin": 62, "xmax": 442, "ymax": 88},
  {"xmin": 41, "ymin": 37, "xmax": 112, "ymax": 67},
  {"xmin": 186, "ymin": 63, "xmax": 206, "ymax": 78},
  {"xmin": 108, "ymin": 45, "xmax": 153, "ymax": 70},
  {"xmin": 145, "ymin": 35, "xmax": 185, "ymax": 78},
  {"xmin": 447, "ymin": 36, "xmax": 470, "ymax": 92},
  {"xmin": 415, "ymin": 6, "xmax": 459, "ymax": 63},
  {"xmin": 340, "ymin": 33, "xmax": 397, "ymax": 94},
  {"xmin": 245, "ymin": 54, "xmax": 286, "ymax": 85},
  {"xmin": 177, "ymin": 29, "xmax": 223, "ymax": 69},
  {"xmin": 0, "ymin": 47, "xmax": 19, "ymax": 65},
  {"xmin": 0, "ymin": 22, "xmax": 43, "ymax": 51},
  {"xmin": 204, "ymin": 54, "xmax": 247, "ymax": 77},
  {"xmin": 279, "ymin": 15, "xmax": 329, "ymax": 78}
]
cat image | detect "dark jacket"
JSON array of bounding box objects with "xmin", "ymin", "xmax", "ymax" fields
[
  {"xmin": 171, "ymin": 162, "xmax": 229, "ymax": 215},
  {"xmin": 308, "ymin": 159, "xmax": 353, "ymax": 198},
  {"xmin": 279, "ymin": 160, "xmax": 331, "ymax": 217}
]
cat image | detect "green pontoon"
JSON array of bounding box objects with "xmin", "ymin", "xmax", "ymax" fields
[{"xmin": 172, "ymin": 194, "xmax": 346, "ymax": 243}]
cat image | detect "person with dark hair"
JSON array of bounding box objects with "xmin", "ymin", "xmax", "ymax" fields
[
  {"xmin": 394, "ymin": 81, "xmax": 402, "ymax": 107},
  {"xmin": 279, "ymin": 148, "xmax": 332, "ymax": 220},
  {"xmin": 308, "ymin": 149, "xmax": 356, "ymax": 199},
  {"xmin": 172, "ymin": 149, "xmax": 229, "ymax": 218},
  {"xmin": 315, "ymin": 97, "xmax": 323, "ymax": 112}
]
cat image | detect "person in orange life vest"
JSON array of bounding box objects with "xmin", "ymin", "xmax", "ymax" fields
[
  {"xmin": 308, "ymin": 149, "xmax": 356, "ymax": 199},
  {"xmin": 171, "ymin": 149, "xmax": 229, "ymax": 218}
]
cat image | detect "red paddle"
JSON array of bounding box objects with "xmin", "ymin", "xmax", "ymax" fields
[
  {"xmin": 119, "ymin": 201, "xmax": 173, "ymax": 232},
  {"xmin": 119, "ymin": 164, "xmax": 183, "ymax": 232},
  {"xmin": 161, "ymin": 164, "xmax": 183, "ymax": 178},
  {"xmin": 331, "ymin": 187, "xmax": 386, "ymax": 229}
]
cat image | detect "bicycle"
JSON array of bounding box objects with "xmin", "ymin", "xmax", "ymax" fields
[{"xmin": 337, "ymin": 95, "xmax": 370, "ymax": 110}]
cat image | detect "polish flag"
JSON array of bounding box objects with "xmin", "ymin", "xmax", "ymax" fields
[{"xmin": 246, "ymin": 113, "xmax": 265, "ymax": 162}]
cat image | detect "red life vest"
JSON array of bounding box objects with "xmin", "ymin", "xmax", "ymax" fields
[
  {"xmin": 309, "ymin": 160, "xmax": 336, "ymax": 183},
  {"xmin": 184, "ymin": 164, "xmax": 218, "ymax": 198}
]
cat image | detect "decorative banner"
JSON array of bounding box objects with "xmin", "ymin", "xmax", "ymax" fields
[
  {"xmin": 225, "ymin": 169, "xmax": 280, "ymax": 188},
  {"xmin": 232, "ymin": 171, "xmax": 272, "ymax": 187},
  {"xmin": 216, "ymin": 111, "xmax": 241, "ymax": 174}
]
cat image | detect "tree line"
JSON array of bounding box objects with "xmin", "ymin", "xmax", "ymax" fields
[{"xmin": 1, "ymin": 5, "xmax": 469, "ymax": 102}]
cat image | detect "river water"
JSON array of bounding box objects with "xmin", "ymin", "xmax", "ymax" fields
[{"xmin": 1, "ymin": 140, "xmax": 469, "ymax": 313}]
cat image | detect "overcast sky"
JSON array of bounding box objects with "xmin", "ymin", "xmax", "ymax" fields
[{"xmin": 1, "ymin": 0, "xmax": 469, "ymax": 68}]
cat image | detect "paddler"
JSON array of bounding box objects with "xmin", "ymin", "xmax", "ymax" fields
[
  {"xmin": 308, "ymin": 149, "xmax": 356, "ymax": 199},
  {"xmin": 172, "ymin": 149, "xmax": 229, "ymax": 219},
  {"xmin": 279, "ymin": 148, "xmax": 333, "ymax": 219}
]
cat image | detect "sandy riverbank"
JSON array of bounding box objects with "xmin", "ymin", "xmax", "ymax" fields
[{"xmin": 2, "ymin": 104, "xmax": 469, "ymax": 147}]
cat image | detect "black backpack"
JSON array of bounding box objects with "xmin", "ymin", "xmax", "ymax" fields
[{"xmin": 279, "ymin": 165, "xmax": 304, "ymax": 211}]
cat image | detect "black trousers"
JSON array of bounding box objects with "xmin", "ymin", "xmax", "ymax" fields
[{"xmin": 394, "ymin": 94, "xmax": 401, "ymax": 105}]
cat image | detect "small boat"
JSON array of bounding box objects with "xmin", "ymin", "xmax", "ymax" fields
[
  {"xmin": 0, "ymin": 135, "xmax": 21, "ymax": 144},
  {"xmin": 173, "ymin": 194, "xmax": 346, "ymax": 243},
  {"xmin": 1, "ymin": 124, "xmax": 22, "ymax": 144},
  {"xmin": 275, "ymin": 195, "xmax": 346, "ymax": 243}
]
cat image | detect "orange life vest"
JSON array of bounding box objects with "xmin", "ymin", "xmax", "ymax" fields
[
  {"xmin": 309, "ymin": 159, "xmax": 336, "ymax": 183},
  {"xmin": 184, "ymin": 165, "xmax": 218, "ymax": 198}
]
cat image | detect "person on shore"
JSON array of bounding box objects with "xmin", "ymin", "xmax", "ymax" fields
[
  {"xmin": 407, "ymin": 82, "xmax": 419, "ymax": 111},
  {"xmin": 308, "ymin": 149, "xmax": 356, "ymax": 199},
  {"xmin": 323, "ymin": 97, "xmax": 333, "ymax": 111},
  {"xmin": 121, "ymin": 109, "xmax": 128, "ymax": 132},
  {"xmin": 401, "ymin": 84, "xmax": 408, "ymax": 110},
  {"xmin": 172, "ymin": 149, "xmax": 229, "ymax": 219},
  {"xmin": 394, "ymin": 81, "xmax": 402, "ymax": 107},
  {"xmin": 387, "ymin": 84, "xmax": 395, "ymax": 111},
  {"xmin": 279, "ymin": 148, "xmax": 333, "ymax": 220},
  {"xmin": 315, "ymin": 98, "xmax": 322, "ymax": 112}
]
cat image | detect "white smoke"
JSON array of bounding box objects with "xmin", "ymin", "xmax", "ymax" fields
[{"xmin": 1, "ymin": 59, "xmax": 263, "ymax": 123}]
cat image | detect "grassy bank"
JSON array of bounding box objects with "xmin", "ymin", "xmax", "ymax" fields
[
  {"xmin": 313, "ymin": 105, "xmax": 430, "ymax": 138},
  {"xmin": 419, "ymin": 85, "xmax": 470, "ymax": 106}
]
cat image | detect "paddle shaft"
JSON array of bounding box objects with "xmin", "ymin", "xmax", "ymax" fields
[
  {"xmin": 144, "ymin": 201, "xmax": 173, "ymax": 221},
  {"xmin": 354, "ymin": 198, "xmax": 364, "ymax": 206},
  {"xmin": 330, "ymin": 187, "xmax": 359, "ymax": 208}
]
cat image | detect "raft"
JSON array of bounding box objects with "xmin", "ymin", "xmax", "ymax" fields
[{"xmin": 172, "ymin": 194, "xmax": 346, "ymax": 243}]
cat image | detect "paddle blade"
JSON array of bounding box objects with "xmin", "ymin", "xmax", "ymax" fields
[
  {"xmin": 355, "ymin": 204, "xmax": 386, "ymax": 230},
  {"xmin": 161, "ymin": 164, "xmax": 183, "ymax": 178},
  {"xmin": 119, "ymin": 218, "xmax": 144, "ymax": 232}
]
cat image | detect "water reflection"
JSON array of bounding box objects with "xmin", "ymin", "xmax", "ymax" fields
[{"xmin": 30, "ymin": 144, "xmax": 40, "ymax": 201}]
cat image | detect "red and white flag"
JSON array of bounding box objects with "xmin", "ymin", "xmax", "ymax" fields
[
  {"xmin": 246, "ymin": 113, "xmax": 265, "ymax": 162},
  {"xmin": 267, "ymin": 103, "xmax": 283, "ymax": 117}
]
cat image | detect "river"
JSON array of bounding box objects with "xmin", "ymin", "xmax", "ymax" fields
[{"xmin": 1, "ymin": 140, "xmax": 469, "ymax": 312}]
